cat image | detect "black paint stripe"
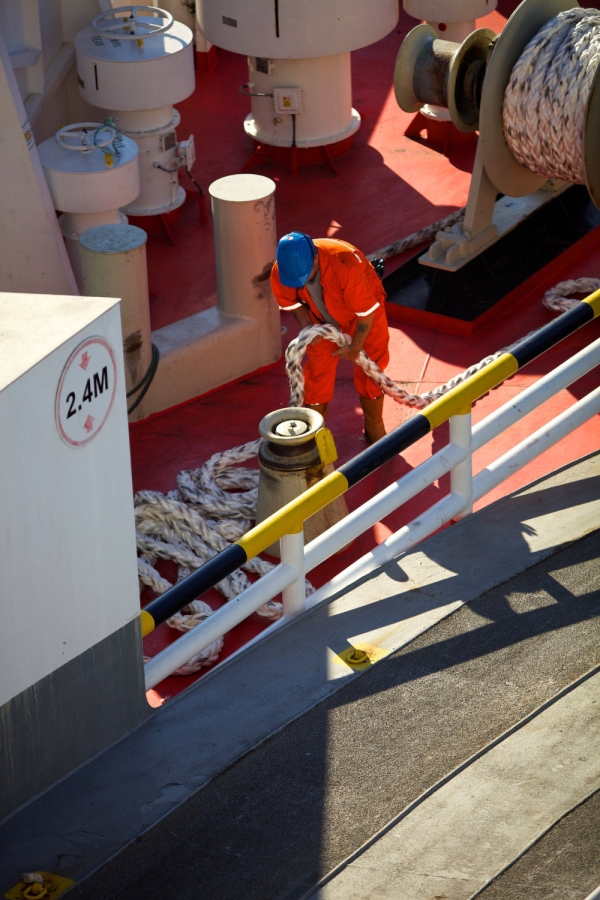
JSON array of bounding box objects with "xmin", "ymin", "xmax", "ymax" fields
[
  {"xmin": 142, "ymin": 543, "xmax": 248, "ymax": 627},
  {"xmin": 340, "ymin": 414, "xmax": 431, "ymax": 487},
  {"xmin": 511, "ymin": 303, "xmax": 594, "ymax": 369},
  {"xmin": 274, "ymin": 0, "xmax": 279, "ymax": 37}
]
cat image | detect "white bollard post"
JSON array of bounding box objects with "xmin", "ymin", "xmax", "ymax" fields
[
  {"xmin": 280, "ymin": 530, "xmax": 307, "ymax": 618},
  {"xmin": 80, "ymin": 224, "xmax": 153, "ymax": 422},
  {"xmin": 449, "ymin": 410, "xmax": 473, "ymax": 520},
  {"xmin": 209, "ymin": 174, "xmax": 282, "ymax": 368}
]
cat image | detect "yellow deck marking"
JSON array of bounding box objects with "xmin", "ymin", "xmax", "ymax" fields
[
  {"xmin": 4, "ymin": 873, "xmax": 75, "ymax": 900},
  {"xmin": 332, "ymin": 642, "xmax": 391, "ymax": 672}
]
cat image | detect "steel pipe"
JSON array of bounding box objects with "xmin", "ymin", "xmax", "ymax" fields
[
  {"xmin": 305, "ymin": 442, "xmax": 467, "ymax": 572},
  {"xmin": 144, "ymin": 562, "xmax": 300, "ymax": 689},
  {"xmin": 473, "ymin": 386, "xmax": 600, "ymax": 502},
  {"xmin": 281, "ymin": 531, "xmax": 307, "ymax": 618},
  {"xmin": 449, "ymin": 412, "xmax": 473, "ymax": 519},
  {"xmin": 307, "ymin": 492, "xmax": 468, "ymax": 611},
  {"xmin": 473, "ymin": 338, "xmax": 600, "ymax": 451}
]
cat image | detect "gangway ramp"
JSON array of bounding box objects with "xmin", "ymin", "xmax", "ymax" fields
[{"xmin": 1, "ymin": 451, "xmax": 599, "ymax": 899}]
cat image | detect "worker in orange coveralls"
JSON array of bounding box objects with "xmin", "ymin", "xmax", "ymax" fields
[{"xmin": 270, "ymin": 232, "xmax": 390, "ymax": 443}]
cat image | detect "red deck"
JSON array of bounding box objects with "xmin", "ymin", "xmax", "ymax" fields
[{"xmin": 133, "ymin": 1, "xmax": 600, "ymax": 705}]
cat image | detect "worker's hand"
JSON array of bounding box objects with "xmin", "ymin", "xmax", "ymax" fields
[{"xmin": 334, "ymin": 345, "xmax": 361, "ymax": 362}]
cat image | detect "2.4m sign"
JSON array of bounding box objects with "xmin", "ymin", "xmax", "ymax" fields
[{"xmin": 56, "ymin": 337, "xmax": 118, "ymax": 447}]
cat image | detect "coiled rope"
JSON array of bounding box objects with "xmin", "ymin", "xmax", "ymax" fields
[
  {"xmin": 503, "ymin": 8, "xmax": 600, "ymax": 184},
  {"xmin": 136, "ymin": 440, "xmax": 316, "ymax": 674}
]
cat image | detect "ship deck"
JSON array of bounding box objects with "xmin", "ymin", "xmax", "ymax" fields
[{"xmin": 132, "ymin": 0, "xmax": 600, "ymax": 705}]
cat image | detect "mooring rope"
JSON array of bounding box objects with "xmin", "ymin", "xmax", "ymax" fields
[
  {"xmin": 285, "ymin": 279, "xmax": 596, "ymax": 408},
  {"xmin": 365, "ymin": 207, "xmax": 465, "ymax": 262},
  {"xmin": 503, "ymin": 9, "xmax": 600, "ymax": 185},
  {"xmin": 136, "ymin": 440, "xmax": 317, "ymax": 674}
]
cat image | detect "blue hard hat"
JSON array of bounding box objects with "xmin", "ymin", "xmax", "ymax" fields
[{"xmin": 276, "ymin": 232, "xmax": 316, "ymax": 288}]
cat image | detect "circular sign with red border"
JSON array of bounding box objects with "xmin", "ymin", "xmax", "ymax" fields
[{"xmin": 55, "ymin": 337, "xmax": 118, "ymax": 447}]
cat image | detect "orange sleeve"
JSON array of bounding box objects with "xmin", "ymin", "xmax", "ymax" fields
[
  {"xmin": 333, "ymin": 251, "xmax": 386, "ymax": 317},
  {"xmin": 270, "ymin": 263, "xmax": 303, "ymax": 311}
]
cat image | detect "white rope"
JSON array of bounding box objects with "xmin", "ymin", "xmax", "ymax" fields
[
  {"xmin": 503, "ymin": 9, "xmax": 600, "ymax": 184},
  {"xmin": 136, "ymin": 440, "xmax": 314, "ymax": 675},
  {"xmin": 285, "ymin": 279, "xmax": 598, "ymax": 408},
  {"xmin": 138, "ymin": 276, "xmax": 595, "ymax": 676},
  {"xmin": 365, "ymin": 207, "xmax": 465, "ymax": 262}
]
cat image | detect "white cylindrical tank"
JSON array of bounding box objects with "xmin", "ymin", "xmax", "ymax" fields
[
  {"xmin": 198, "ymin": 0, "xmax": 398, "ymax": 150},
  {"xmin": 151, "ymin": 0, "xmax": 195, "ymax": 34},
  {"xmin": 75, "ymin": 7, "xmax": 195, "ymax": 217},
  {"xmin": 404, "ymin": 0, "xmax": 497, "ymax": 42},
  {"xmin": 209, "ymin": 174, "xmax": 281, "ymax": 363},
  {"xmin": 244, "ymin": 54, "xmax": 360, "ymax": 148},
  {"xmin": 38, "ymin": 123, "xmax": 140, "ymax": 290},
  {"xmin": 80, "ymin": 224, "xmax": 153, "ymax": 422},
  {"xmin": 198, "ymin": 0, "xmax": 398, "ymax": 58}
]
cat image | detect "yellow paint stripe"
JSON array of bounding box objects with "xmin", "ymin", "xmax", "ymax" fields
[
  {"xmin": 140, "ymin": 609, "xmax": 155, "ymax": 637},
  {"xmin": 583, "ymin": 288, "xmax": 600, "ymax": 316},
  {"xmin": 333, "ymin": 643, "xmax": 391, "ymax": 671},
  {"xmin": 237, "ymin": 470, "xmax": 349, "ymax": 560},
  {"xmin": 422, "ymin": 353, "xmax": 519, "ymax": 430}
]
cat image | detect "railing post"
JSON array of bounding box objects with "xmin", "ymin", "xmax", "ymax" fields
[
  {"xmin": 449, "ymin": 410, "xmax": 473, "ymax": 520},
  {"xmin": 280, "ymin": 529, "xmax": 306, "ymax": 618}
]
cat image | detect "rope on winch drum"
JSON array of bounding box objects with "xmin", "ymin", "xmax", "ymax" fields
[{"xmin": 503, "ymin": 9, "xmax": 600, "ymax": 187}]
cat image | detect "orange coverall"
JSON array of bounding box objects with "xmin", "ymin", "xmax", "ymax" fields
[{"xmin": 270, "ymin": 238, "xmax": 390, "ymax": 405}]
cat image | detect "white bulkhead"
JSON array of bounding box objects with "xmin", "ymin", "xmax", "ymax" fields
[
  {"xmin": 0, "ymin": 292, "xmax": 140, "ymax": 711},
  {"xmin": 75, "ymin": 7, "xmax": 195, "ymax": 216},
  {"xmin": 197, "ymin": 0, "xmax": 399, "ymax": 149}
]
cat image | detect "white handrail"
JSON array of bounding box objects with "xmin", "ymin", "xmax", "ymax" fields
[
  {"xmin": 304, "ymin": 443, "xmax": 468, "ymax": 573},
  {"xmin": 472, "ymin": 337, "xmax": 600, "ymax": 451},
  {"xmin": 144, "ymin": 561, "xmax": 301, "ymax": 689},
  {"xmin": 473, "ymin": 386, "xmax": 600, "ymax": 502}
]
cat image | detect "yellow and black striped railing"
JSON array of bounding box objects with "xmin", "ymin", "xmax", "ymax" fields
[{"xmin": 139, "ymin": 290, "xmax": 600, "ymax": 637}]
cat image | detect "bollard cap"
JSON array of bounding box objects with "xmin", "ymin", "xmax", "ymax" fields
[
  {"xmin": 259, "ymin": 407, "xmax": 323, "ymax": 446},
  {"xmin": 209, "ymin": 174, "xmax": 276, "ymax": 203},
  {"xmin": 80, "ymin": 224, "xmax": 147, "ymax": 254},
  {"xmin": 274, "ymin": 419, "xmax": 309, "ymax": 437}
]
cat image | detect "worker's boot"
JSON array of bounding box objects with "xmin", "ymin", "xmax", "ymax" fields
[
  {"xmin": 360, "ymin": 394, "xmax": 386, "ymax": 444},
  {"xmin": 306, "ymin": 402, "xmax": 329, "ymax": 422}
]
